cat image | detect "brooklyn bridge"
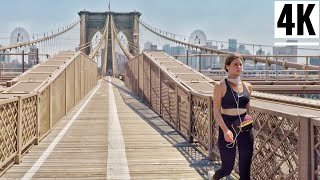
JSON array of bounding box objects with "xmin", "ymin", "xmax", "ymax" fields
[{"xmin": 0, "ymin": 3, "xmax": 319, "ymax": 180}]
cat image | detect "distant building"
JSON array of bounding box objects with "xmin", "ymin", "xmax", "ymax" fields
[
  {"xmin": 205, "ymin": 42, "xmax": 218, "ymax": 50},
  {"xmin": 273, "ymin": 40, "xmax": 298, "ymax": 63},
  {"xmin": 171, "ymin": 46, "xmax": 185, "ymax": 56},
  {"xmin": 203, "ymin": 43, "xmax": 218, "ymax": 69},
  {"xmin": 162, "ymin": 44, "xmax": 185, "ymax": 56},
  {"xmin": 0, "ymin": 45, "xmax": 10, "ymax": 63},
  {"xmin": 150, "ymin": 44, "xmax": 157, "ymax": 50},
  {"xmin": 238, "ymin": 44, "xmax": 246, "ymax": 54},
  {"xmin": 28, "ymin": 45, "xmax": 38, "ymax": 64},
  {"xmin": 162, "ymin": 44, "xmax": 171, "ymax": 54},
  {"xmin": 206, "ymin": 42, "xmax": 212, "ymax": 47},
  {"xmin": 256, "ymin": 48, "xmax": 265, "ymax": 55},
  {"xmin": 144, "ymin": 41, "xmax": 152, "ymax": 50},
  {"xmin": 310, "ymin": 57, "xmax": 320, "ymax": 66},
  {"xmin": 228, "ymin": 39, "xmax": 237, "ymax": 52},
  {"xmin": 144, "ymin": 41, "xmax": 158, "ymax": 51},
  {"xmin": 188, "ymin": 49, "xmax": 199, "ymax": 69},
  {"xmin": 0, "ymin": 45, "xmax": 5, "ymax": 62}
]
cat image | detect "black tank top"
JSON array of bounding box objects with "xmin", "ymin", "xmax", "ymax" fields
[{"xmin": 221, "ymin": 79, "xmax": 250, "ymax": 109}]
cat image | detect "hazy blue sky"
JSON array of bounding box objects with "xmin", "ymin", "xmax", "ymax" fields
[
  {"xmin": 0, "ymin": 0, "xmax": 318, "ymax": 54},
  {"xmin": 0, "ymin": 1, "xmax": 273, "ymax": 43}
]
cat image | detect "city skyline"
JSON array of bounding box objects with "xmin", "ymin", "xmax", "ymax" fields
[{"xmin": 0, "ymin": 0, "xmax": 319, "ymax": 56}]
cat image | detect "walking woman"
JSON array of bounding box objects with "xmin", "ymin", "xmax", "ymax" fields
[{"xmin": 209, "ymin": 54, "xmax": 254, "ymax": 180}]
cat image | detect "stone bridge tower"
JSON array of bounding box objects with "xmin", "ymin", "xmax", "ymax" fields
[{"xmin": 78, "ymin": 10, "xmax": 141, "ymax": 76}]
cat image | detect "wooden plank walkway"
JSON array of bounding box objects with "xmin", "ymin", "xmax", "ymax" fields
[{"xmin": 1, "ymin": 77, "xmax": 214, "ymax": 180}]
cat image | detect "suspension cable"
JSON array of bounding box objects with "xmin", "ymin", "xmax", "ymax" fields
[
  {"xmin": 111, "ymin": 17, "xmax": 134, "ymax": 59},
  {"xmin": 88, "ymin": 15, "xmax": 109, "ymax": 58},
  {"xmin": 0, "ymin": 17, "xmax": 84, "ymax": 51},
  {"xmin": 138, "ymin": 18, "xmax": 320, "ymax": 70}
]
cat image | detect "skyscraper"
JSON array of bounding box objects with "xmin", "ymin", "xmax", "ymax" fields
[
  {"xmin": 0, "ymin": 45, "xmax": 5, "ymax": 62},
  {"xmin": 310, "ymin": 57, "xmax": 320, "ymax": 66},
  {"xmin": 228, "ymin": 39, "xmax": 237, "ymax": 52},
  {"xmin": 28, "ymin": 45, "xmax": 38, "ymax": 64},
  {"xmin": 144, "ymin": 41, "xmax": 152, "ymax": 50},
  {"xmin": 0, "ymin": 45, "xmax": 10, "ymax": 63},
  {"xmin": 150, "ymin": 44, "xmax": 157, "ymax": 50},
  {"xmin": 162, "ymin": 44, "xmax": 171, "ymax": 54},
  {"xmin": 238, "ymin": 44, "xmax": 246, "ymax": 54}
]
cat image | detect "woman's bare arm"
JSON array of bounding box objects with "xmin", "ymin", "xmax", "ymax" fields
[
  {"xmin": 245, "ymin": 82, "xmax": 253, "ymax": 115},
  {"xmin": 213, "ymin": 82, "xmax": 228, "ymax": 133}
]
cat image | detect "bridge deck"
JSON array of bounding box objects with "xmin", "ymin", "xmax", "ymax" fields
[{"xmin": 1, "ymin": 77, "xmax": 209, "ymax": 179}]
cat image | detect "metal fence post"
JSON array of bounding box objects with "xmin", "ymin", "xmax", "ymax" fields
[
  {"xmin": 36, "ymin": 48, "xmax": 39, "ymax": 64},
  {"xmin": 74, "ymin": 56, "xmax": 76, "ymax": 105},
  {"xmin": 22, "ymin": 50, "xmax": 25, "ymax": 73},
  {"xmin": 137, "ymin": 57, "xmax": 140, "ymax": 96},
  {"xmin": 311, "ymin": 118, "xmax": 320, "ymax": 180},
  {"xmin": 175, "ymin": 84, "xmax": 179, "ymax": 129},
  {"xmin": 159, "ymin": 66, "xmax": 162, "ymax": 115},
  {"xmin": 35, "ymin": 94, "xmax": 40, "ymax": 145},
  {"xmin": 65, "ymin": 70, "xmax": 67, "ymax": 116},
  {"xmin": 298, "ymin": 115, "xmax": 312, "ymax": 180},
  {"xmin": 14, "ymin": 96, "xmax": 22, "ymax": 164},
  {"xmin": 142, "ymin": 55, "xmax": 145, "ymax": 102},
  {"xmin": 305, "ymin": 57, "xmax": 309, "ymax": 81},
  {"xmin": 188, "ymin": 92, "xmax": 193, "ymax": 143},
  {"xmin": 199, "ymin": 51, "xmax": 202, "ymax": 72},
  {"xmin": 276, "ymin": 55, "xmax": 278, "ymax": 84},
  {"xmin": 318, "ymin": 56, "xmax": 320, "ymax": 83},
  {"xmin": 186, "ymin": 49, "xmax": 189, "ymax": 66},
  {"xmin": 265, "ymin": 57, "xmax": 269, "ymax": 81},
  {"xmin": 49, "ymin": 84, "xmax": 53, "ymax": 131},
  {"xmin": 208, "ymin": 96, "xmax": 214, "ymax": 160},
  {"xmin": 149, "ymin": 58, "xmax": 151, "ymax": 105}
]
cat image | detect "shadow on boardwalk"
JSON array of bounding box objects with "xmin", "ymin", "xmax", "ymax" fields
[{"xmin": 105, "ymin": 78, "xmax": 234, "ymax": 180}]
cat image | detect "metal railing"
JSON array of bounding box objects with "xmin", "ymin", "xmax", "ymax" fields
[
  {"xmin": 0, "ymin": 51, "xmax": 51, "ymax": 84},
  {"xmin": 173, "ymin": 53, "xmax": 320, "ymax": 82},
  {"xmin": 0, "ymin": 52, "xmax": 98, "ymax": 176},
  {"xmin": 124, "ymin": 52, "xmax": 320, "ymax": 179}
]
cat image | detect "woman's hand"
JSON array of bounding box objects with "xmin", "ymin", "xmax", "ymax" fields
[
  {"xmin": 244, "ymin": 114, "xmax": 252, "ymax": 121},
  {"xmin": 224, "ymin": 129, "xmax": 234, "ymax": 143}
]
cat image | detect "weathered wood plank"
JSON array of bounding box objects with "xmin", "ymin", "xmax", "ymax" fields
[{"xmin": 1, "ymin": 78, "xmax": 207, "ymax": 179}]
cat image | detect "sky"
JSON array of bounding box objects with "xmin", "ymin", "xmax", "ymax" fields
[{"xmin": 0, "ymin": 0, "xmax": 319, "ymax": 56}]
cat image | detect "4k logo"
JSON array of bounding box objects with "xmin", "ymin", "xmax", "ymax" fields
[{"xmin": 275, "ymin": 1, "xmax": 319, "ymax": 44}]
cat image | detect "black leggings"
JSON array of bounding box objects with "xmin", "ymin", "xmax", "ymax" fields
[{"xmin": 214, "ymin": 127, "xmax": 254, "ymax": 180}]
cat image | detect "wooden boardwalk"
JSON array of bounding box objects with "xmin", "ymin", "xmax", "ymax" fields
[{"xmin": 1, "ymin": 77, "xmax": 212, "ymax": 180}]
